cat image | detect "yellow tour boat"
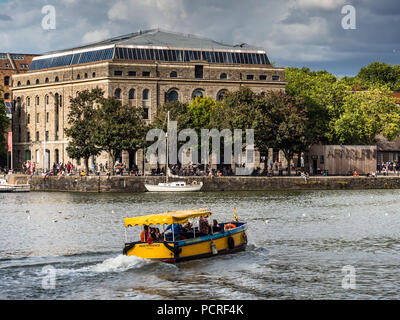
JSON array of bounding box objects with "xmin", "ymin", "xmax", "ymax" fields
[{"xmin": 122, "ymin": 209, "xmax": 247, "ymax": 263}]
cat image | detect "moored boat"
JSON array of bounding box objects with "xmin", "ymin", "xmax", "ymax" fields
[
  {"xmin": 144, "ymin": 181, "xmax": 203, "ymax": 192},
  {"xmin": 122, "ymin": 209, "xmax": 247, "ymax": 263},
  {"xmin": 0, "ymin": 178, "xmax": 30, "ymax": 193}
]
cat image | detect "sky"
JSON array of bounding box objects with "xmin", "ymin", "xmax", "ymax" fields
[{"xmin": 0, "ymin": 0, "xmax": 399, "ymax": 76}]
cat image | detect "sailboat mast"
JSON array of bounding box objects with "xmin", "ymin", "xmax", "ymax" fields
[{"xmin": 166, "ymin": 111, "xmax": 169, "ymax": 183}]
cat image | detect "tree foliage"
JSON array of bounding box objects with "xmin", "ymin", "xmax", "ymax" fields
[
  {"xmin": 356, "ymin": 61, "xmax": 400, "ymax": 91},
  {"xmin": 256, "ymin": 91, "xmax": 310, "ymax": 174},
  {"xmin": 95, "ymin": 96, "xmax": 148, "ymax": 172},
  {"xmin": 64, "ymin": 88, "xmax": 104, "ymax": 173},
  {"xmin": 285, "ymin": 67, "xmax": 350, "ymax": 144},
  {"xmin": 334, "ymin": 85, "xmax": 400, "ymax": 145}
]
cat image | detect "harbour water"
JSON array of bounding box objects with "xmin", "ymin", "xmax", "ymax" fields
[{"xmin": 1, "ymin": 190, "xmax": 400, "ymax": 299}]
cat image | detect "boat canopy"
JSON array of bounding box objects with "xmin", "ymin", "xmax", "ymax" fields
[{"xmin": 124, "ymin": 209, "xmax": 211, "ymax": 227}]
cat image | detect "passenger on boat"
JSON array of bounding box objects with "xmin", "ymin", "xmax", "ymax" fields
[
  {"xmin": 199, "ymin": 216, "xmax": 210, "ymax": 235},
  {"xmin": 154, "ymin": 228, "xmax": 161, "ymax": 240},
  {"xmin": 183, "ymin": 222, "xmax": 193, "ymax": 232},
  {"xmin": 212, "ymin": 219, "xmax": 221, "ymax": 233},
  {"xmin": 140, "ymin": 225, "xmax": 150, "ymax": 242},
  {"xmin": 150, "ymin": 227, "xmax": 157, "ymax": 240},
  {"xmin": 166, "ymin": 223, "xmax": 183, "ymax": 239}
]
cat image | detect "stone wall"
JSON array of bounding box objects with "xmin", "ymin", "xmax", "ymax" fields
[{"xmin": 20, "ymin": 174, "xmax": 400, "ymax": 192}]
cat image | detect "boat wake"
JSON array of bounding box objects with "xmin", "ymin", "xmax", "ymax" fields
[{"xmin": 89, "ymin": 255, "xmax": 151, "ymax": 273}]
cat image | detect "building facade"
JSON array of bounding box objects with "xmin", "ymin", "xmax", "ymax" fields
[
  {"xmin": 11, "ymin": 29, "xmax": 286, "ymax": 172},
  {"xmin": 1, "ymin": 52, "xmax": 38, "ymax": 169}
]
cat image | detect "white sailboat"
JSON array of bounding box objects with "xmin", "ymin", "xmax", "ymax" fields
[{"xmin": 144, "ymin": 111, "xmax": 203, "ymax": 192}]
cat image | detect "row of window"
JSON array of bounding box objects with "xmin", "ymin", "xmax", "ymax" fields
[
  {"xmin": 15, "ymin": 94, "xmax": 62, "ymax": 108},
  {"xmin": 113, "ymin": 87, "xmax": 228, "ymax": 103},
  {"xmin": 16, "ymin": 149, "xmax": 61, "ymax": 166},
  {"xmin": 114, "ymin": 48, "xmax": 270, "ymax": 65},
  {"xmin": 16, "ymin": 70, "xmax": 279, "ymax": 88},
  {"xmin": 17, "ymin": 72, "xmax": 97, "ymax": 87},
  {"xmin": 0, "ymin": 64, "xmax": 27, "ymax": 69}
]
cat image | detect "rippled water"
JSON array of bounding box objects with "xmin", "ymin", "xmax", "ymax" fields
[{"xmin": 1, "ymin": 189, "xmax": 400, "ymax": 299}]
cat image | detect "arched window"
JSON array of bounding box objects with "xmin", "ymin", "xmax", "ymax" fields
[
  {"xmin": 92, "ymin": 72, "xmax": 96, "ymax": 78},
  {"xmin": 45, "ymin": 77, "xmax": 49, "ymax": 83},
  {"xmin": 115, "ymin": 88, "xmax": 121, "ymax": 99},
  {"xmin": 192, "ymin": 89, "xmax": 204, "ymax": 99},
  {"xmin": 27, "ymin": 97, "xmax": 30, "ymax": 106},
  {"xmin": 26, "ymin": 80, "xmax": 30, "ymax": 85},
  {"xmin": 170, "ymin": 71, "xmax": 177, "ymax": 78},
  {"xmin": 220, "ymin": 73, "xmax": 227, "ymax": 79},
  {"xmin": 35, "ymin": 96, "xmax": 39, "ymax": 105},
  {"xmin": 17, "ymin": 81, "xmax": 21, "ymax": 86},
  {"xmin": 84, "ymin": 73, "xmax": 88, "ymax": 79},
  {"xmin": 166, "ymin": 90, "xmax": 179, "ymax": 102},
  {"xmin": 216, "ymin": 89, "xmax": 227, "ymax": 101},
  {"xmin": 55, "ymin": 76, "xmax": 59, "ymax": 82},
  {"xmin": 36, "ymin": 79, "xmax": 39, "ymax": 84},
  {"xmin": 129, "ymin": 89, "xmax": 135, "ymax": 100},
  {"xmin": 143, "ymin": 89, "xmax": 149, "ymax": 100},
  {"xmin": 77, "ymin": 74, "xmax": 81, "ymax": 80},
  {"xmin": 46, "ymin": 95, "xmax": 49, "ymax": 105}
]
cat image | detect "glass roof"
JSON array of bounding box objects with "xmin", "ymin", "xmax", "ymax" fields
[{"xmin": 29, "ymin": 30, "xmax": 271, "ymax": 71}]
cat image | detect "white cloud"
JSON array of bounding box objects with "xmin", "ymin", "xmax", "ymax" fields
[
  {"xmin": 82, "ymin": 29, "xmax": 111, "ymax": 44},
  {"xmin": 0, "ymin": 0, "xmax": 397, "ymax": 75},
  {"xmin": 293, "ymin": 0, "xmax": 346, "ymax": 10}
]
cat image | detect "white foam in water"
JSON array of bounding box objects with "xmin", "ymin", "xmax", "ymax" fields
[{"xmin": 90, "ymin": 255, "xmax": 150, "ymax": 273}]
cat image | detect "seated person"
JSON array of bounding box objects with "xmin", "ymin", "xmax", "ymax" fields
[
  {"xmin": 199, "ymin": 216, "xmax": 210, "ymax": 235},
  {"xmin": 166, "ymin": 223, "xmax": 183, "ymax": 240},
  {"xmin": 150, "ymin": 227, "xmax": 157, "ymax": 240},
  {"xmin": 183, "ymin": 222, "xmax": 193, "ymax": 232},
  {"xmin": 212, "ymin": 219, "xmax": 221, "ymax": 233},
  {"xmin": 154, "ymin": 228, "xmax": 162, "ymax": 241},
  {"xmin": 140, "ymin": 225, "xmax": 150, "ymax": 242}
]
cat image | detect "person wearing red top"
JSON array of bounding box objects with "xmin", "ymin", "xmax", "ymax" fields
[{"xmin": 140, "ymin": 225, "xmax": 150, "ymax": 242}]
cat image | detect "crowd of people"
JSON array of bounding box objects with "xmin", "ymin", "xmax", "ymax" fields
[
  {"xmin": 11, "ymin": 159, "xmax": 400, "ymax": 178},
  {"xmin": 377, "ymin": 161, "xmax": 400, "ymax": 176}
]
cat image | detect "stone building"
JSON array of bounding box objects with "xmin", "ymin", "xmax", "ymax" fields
[
  {"xmin": 1, "ymin": 52, "xmax": 38, "ymax": 169},
  {"xmin": 11, "ymin": 29, "xmax": 286, "ymax": 172}
]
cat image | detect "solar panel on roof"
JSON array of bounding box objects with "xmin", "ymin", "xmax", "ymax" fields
[{"xmin": 29, "ymin": 47, "xmax": 115, "ymax": 71}]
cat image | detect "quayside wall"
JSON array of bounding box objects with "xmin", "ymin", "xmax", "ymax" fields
[{"xmin": 8, "ymin": 175, "xmax": 400, "ymax": 192}]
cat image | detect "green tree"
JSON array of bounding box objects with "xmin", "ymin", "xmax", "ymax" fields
[
  {"xmin": 64, "ymin": 88, "xmax": 104, "ymax": 174},
  {"xmin": 334, "ymin": 85, "xmax": 400, "ymax": 145},
  {"xmin": 152, "ymin": 101, "xmax": 191, "ymax": 133},
  {"xmin": 257, "ymin": 91, "xmax": 310, "ymax": 175},
  {"xmin": 96, "ymin": 96, "xmax": 147, "ymax": 174},
  {"xmin": 356, "ymin": 61, "xmax": 400, "ymax": 91},
  {"xmin": 285, "ymin": 66, "xmax": 351, "ymax": 144}
]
